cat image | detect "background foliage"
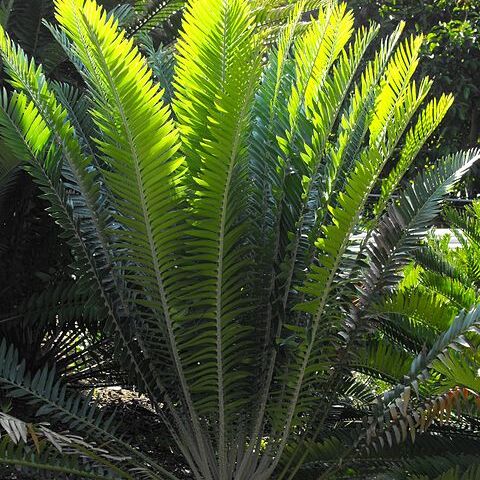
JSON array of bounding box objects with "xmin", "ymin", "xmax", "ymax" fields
[{"xmin": 349, "ymin": 0, "xmax": 480, "ymax": 195}]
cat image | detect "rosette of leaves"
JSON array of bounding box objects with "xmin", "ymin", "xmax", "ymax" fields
[{"xmin": 0, "ymin": 0, "xmax": 477, "ymax": 478}]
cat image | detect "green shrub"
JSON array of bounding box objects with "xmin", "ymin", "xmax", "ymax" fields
[{"xmin": 0, "ymin": 0, "xmax": 478, "ymax": 478}]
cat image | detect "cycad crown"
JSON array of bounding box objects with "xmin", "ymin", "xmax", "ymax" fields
[{"xmin": 0, "ymin": 0, "xmax": 478, "ymax": 479}]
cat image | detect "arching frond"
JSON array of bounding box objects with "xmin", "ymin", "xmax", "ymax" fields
[
  {"xmin": 360, "ymin": 149, "xmax": 480, "ymax": 303},
  {"xmin": 0, "ymin": 412, "xmax": 133, "ymax": 479},
  {"xmin": 127, "ymin": 0, "xmax": 185, "ymax": 38},
  {"xmin": 375, "ymin": 93, "xmax": 454, "ymax": 215},
  {"xmin": 174, "ymin": 2, "xmax": 263, "ymax": 474},
  {"xmin": 0, "ymin": 35, "xmax": 158, "ymax": 404}
]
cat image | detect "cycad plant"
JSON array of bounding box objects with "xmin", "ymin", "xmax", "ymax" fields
[
  {"xmin": 0, "ymin": 0, "xmax": 183, "ymax": 388},
  {"xmin": 412, "ymin": 200, "xmax": 480, "ymax": 311},
  {"xmin": 0, "ymin": 0, "xmax": 479, "ymax": 478},
  {"xmin": 398, "ymin": 199, "xmax": 480, "ymax": 404}
]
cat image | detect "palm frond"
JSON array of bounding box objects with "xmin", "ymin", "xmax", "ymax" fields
[
  {"xmin": 127, "ymin": 0, "xmax": 185, "ymax": 38},
  {"xmin": 0, "ymin": 21, "xmax": 163, "ymax": 409},
  {"xmin": 360, "ymin": 149, "xmax": 480, "ymax": 303},
  {"xmin": 0, "ymin": 412, "xmax": 133, "ymax": 479},
  {"xmin": 174, "ymin": 0, "xmax": 263, "ymax": 473},
  {"xmin": 375, "ymin": 93, "xmax": 454, "ymax": 216}
]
